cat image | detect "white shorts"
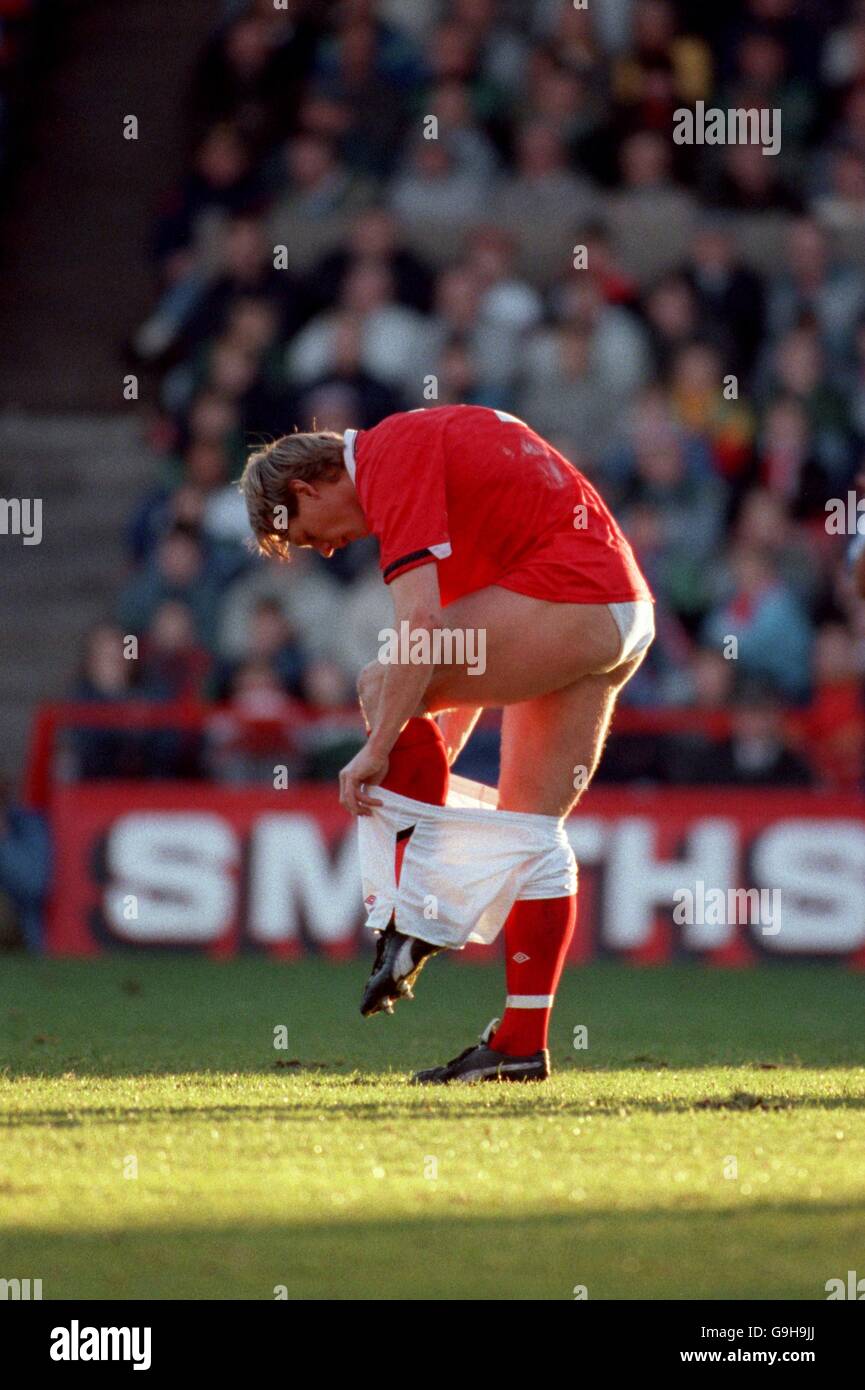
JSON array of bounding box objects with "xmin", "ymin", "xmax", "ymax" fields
[
  {"xmin": 358, "ymin": 775, "xmax": 577, "ymax": 949},
  {"xmin": 607, "ymin": 599, "xmax": 655, "ymax": 667}
]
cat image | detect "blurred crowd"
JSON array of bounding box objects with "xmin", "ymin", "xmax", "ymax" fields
[{"xmin": 78, "ymin": 0, "xmax": 865, "ymax": 789}]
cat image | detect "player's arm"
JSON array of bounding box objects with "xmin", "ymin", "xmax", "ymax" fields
[
  {"xmin": 339, "ymin": 563, "xmax": 442, "ymax": 815},
  {"xmin": 366, "ymin": 562, "xmax": 442, "ymax": 758}
]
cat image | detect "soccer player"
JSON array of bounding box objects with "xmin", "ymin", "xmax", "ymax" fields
[{"xmin": 241, "ymin": 406, "xmax": 654, "ymax": 1083}]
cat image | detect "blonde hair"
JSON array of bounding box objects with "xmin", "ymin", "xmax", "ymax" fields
[{"xmin": 239, "ymin": 430, "xmax": 345, "ymax": 560}]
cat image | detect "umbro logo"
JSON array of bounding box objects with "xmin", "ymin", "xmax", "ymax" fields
[{"xmin": 512, "ymin": 951, "xmax": 530, "ymax": 963}]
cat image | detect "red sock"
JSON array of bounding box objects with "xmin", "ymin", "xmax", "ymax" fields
[
  {"xmin": 380, "ymin": 717, "xmax": 449, "ymax": 806},
  {"xmin": 380, "ymin": 718, "xmax": 450, "ymax": 889},
  {"xmin": 490, "ymin": 896, "xmax": 577, "ymax": 1056}
]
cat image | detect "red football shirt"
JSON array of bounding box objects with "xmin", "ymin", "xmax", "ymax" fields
[{"xmin": 343, "ymin": 405, "xmax": 652, "ymax": 606}]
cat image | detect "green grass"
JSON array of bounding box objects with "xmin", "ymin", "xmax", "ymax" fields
[{"xmin": 1, "ymin": 956, "xmax": 863, "ymax": 1300}]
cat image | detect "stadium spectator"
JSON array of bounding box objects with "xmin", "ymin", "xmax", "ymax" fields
[
  {"xmin": 305, "ymin": 204, "xmax": 434, "ymax": 315},
  {"xmin": 287, "ymin": 258, "xmax": 431, "ymax": 398},
  {"xmin": 189, "ymin": 4, "xmax": 322, "ymax": 148},
  {"xmin": 389, "ymin": 132, "xmax": 492, "ymax": 246},
  {"xmin": 183, "ymin": 214, "xmax": 300, "ymax": 360},
  {"xmin": 766, "ymin": 218, "xmax": 865, "ymax": 368},
  {"xmin": 574, "ymin": 220, "xmax": 640, "ymax": 309},
  {"xmin": 69, "ymin": 624, "xmax": 149, "ymax": 779},
  {"xmin": 139, "ymin": 599, "xmax": 212, "ymax": 701},
  {"xmin": 154, "ymin": 124, "xmax": 259, "ymax": 267},
  {"xmin": 465, "ymin": 223, "xmax": 543, "ymax": 337},
  {"xmin": 701, "ymin": 546, "xmax": 813, "ymax": 702},
  {"xmin": 692, "ymin": 681, "xmax": 814, "ymax": 787},
  {"xmin": 118, "ymin": 523, "xmax": 228, "ymax": 649},
  {"xmin": 216, "ymin": 549, "xmax": 341, "ymax": 666},
  {"xmin": 642, "ymin": 273, "xmax": 702, "ymax": 377},
  {"xmin": 267, "ymin": 130, "xmax": 376, "ymax": 272},
  {"xmin": 516, "ymin": 322, "xmax": 621, "ymax": 459},
  {"xmin": 755, "ymin": 394, "xmax": 834, "ymax": 522},
  {"xmin": 618, "ymin": 423, "xmax": 726, "ymax": 620},
  {"xmin": 0, "ymin": 777, "xmax": 50, "ymax": 953},
  {"xmin": 612, "ymin": 0, "xmax": 712, "ymax": 118},
  {"xmin": 497, "ymin": 117, "xmax": 600, "ymax": 228},
  {"xmin": 684, "ymin": 219, "xmax": 766, "ymax": 382},
  {"xmin": 534, "ymin": 272, "xmax": 652, "ymax": 403},
  {"xmin": 761, "ymin": 326, "xmax": 853, "ymax": 488},
  {"xmin": 709, "ymin": 142, "xmax": 803, "ymax": 215},
  {"xmin": 424, "ymin": 263, "xmax": 515, "ymax": 393},
  {"xmin": 606, "ymin": 129, "xmax": 697, "ymax": 282},
  {"xmin": 296, "ymin": 658, "xmax": 365, "ymax": 780},
  {"xmin": 208, "ymin": 657, "xmax": 305, "ymax": 783},
  {"xmin": 667, "ymin": 339, "xmax": 755, "ymax": 487},
  {"xmin": 211, "ymin": 594, "xmax": 307, "ymax": 700},
  {"xmin": 844, "ymin": 314, "xmax": 865, "ymax": 439},
  {"xmin": 733, "ymin": 486, "xmax": 822, "ymax": 609},
  {"xmin": 789, "ymin": 621, "xmax": 865, "ymax": 789}
]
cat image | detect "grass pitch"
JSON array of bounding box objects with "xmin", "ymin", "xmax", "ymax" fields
[{"xmin": 1, "ymin": 955, "xmax": 863, "ymax": 1300}]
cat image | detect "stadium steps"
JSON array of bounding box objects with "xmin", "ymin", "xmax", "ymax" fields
[
  {"xmin": 0, "ymin": 0, "xmax": 215, "ymax": 412},
  {"xmin": 0, "ymin": 412, "xmax": 154, "ymax": 783},
  {"xmin": 0, "ymin": 2, "xmax": 216, "ymax": 780}
]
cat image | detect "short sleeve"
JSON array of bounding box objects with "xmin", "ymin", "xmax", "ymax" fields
[{"xmin": 358, "ymin": 411, "xmax": 452, "ymax": 584}]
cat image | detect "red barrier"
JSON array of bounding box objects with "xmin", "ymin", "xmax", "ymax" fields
[
  {"xmin": 46, "ymin": 780, "xmax": 865, "ymax": 965},
  {"xmin": 23, "ymin": 699, "xmax": 737, "ymax": 809}
]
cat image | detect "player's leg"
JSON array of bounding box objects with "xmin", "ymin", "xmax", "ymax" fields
[
  {"xmin": 355, "ymin": 659, "xmax": 492, "ymax": 1014},
  {"xmin": 496, "ymin": 656, "xmax": 645, "ymax": 819},
  {"xmin": 357, "ymin": 663, "xmax": 482, "ymax": 779},
  {"xmin": 423, "ymin": 585, "xmax": 624, "ymax": 709},
  {"xmin": 435, "ymin": 706, "xmax": 484, "ymax": 767},
  {"xmin": 356, "ymin": 667, "xmax": 453, "ymax": 1015},
  {"xmin": 356, "ymin": 592, "xmax": 650, "ymax": 1036},
  {"xmin": 414, "ymin": 656, "xmax": 646, "ymax": 1084},
  {"xmin": 486, "ymin": 656, "xmax": 643, "ymax": 1058},
  {"xmin": 355, "ymin": 585, "xmax": 625, "ymax": 724}
]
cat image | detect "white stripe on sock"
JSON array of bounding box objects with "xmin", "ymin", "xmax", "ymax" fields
[{"xmin": 506, "ymin": 994, "xmax": 553, "ymax": 1008}]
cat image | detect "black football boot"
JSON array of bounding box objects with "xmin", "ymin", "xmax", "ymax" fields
[
  {"xmin": 360, "ymin": 917, "xmax": 442, "ymax": 1017},
  {"xmin": 412, "ymin": 1019, "xmax": 550, "ymax": 1084}
]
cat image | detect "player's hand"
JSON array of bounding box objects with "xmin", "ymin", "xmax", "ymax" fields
[{"xmin": 339, "ymin": 744, "xmax": 388, "ymax": 816}]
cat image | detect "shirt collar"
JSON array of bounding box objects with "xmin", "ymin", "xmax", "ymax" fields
[{"xmin": 343, "ymin": 428, "xmax": 357, "ymax": 483}]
